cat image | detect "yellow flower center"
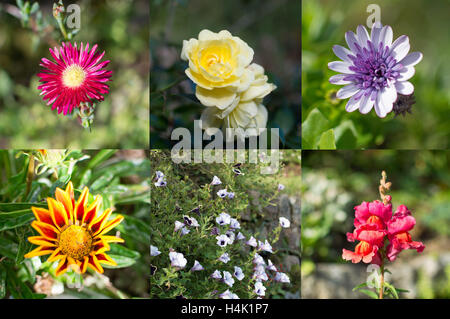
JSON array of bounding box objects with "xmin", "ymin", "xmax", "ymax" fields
[
  {"xmin": 58, "ymin": 225, "xmax": 93, "ymax": 260},
  {"xmin": 199, "ymin": 46, "xmax": 233, "ymax": 77},
  {"xmin": 62, "ymin": 64, "xmax": 86, "ymax": 88}
]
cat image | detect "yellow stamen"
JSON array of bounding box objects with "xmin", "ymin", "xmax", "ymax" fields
[
  {"xmin": 62, "ymin": 64, "xmax": 86, "ymax": 88},
  {"xmin": 58, "ymin": 225, "xmax": 92, "ymax": 260}
]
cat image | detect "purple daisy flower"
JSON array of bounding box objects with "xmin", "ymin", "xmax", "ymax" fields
[{"xmin": 328, "ymin": 22, "xmax": 423, "ymax": 118}]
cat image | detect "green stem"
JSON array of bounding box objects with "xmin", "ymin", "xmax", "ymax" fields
[
  {"xmin": 379, "ymin": 262, "xmax": 384, "ymax": 299},
  {"xmin": 25, "ymin": 155, "xmax": 35, "ymax": 198},
  {"xmin": 56, "ymin": 16, "xmax": 69, "ymax": 40}
]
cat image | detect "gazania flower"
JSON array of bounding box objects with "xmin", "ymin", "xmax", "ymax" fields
[
  {"xmin": 24, "ymin": 182, "xmax": 124, "ymax": 276},
  {"xmin": 329, "ymin": 22, "xmax": 423, "ymax": 117},
  {"xmin": 37, "ymin": 42, "xmax": 112, "ymax": 115}
]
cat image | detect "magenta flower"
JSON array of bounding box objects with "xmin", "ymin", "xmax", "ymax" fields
[
  {"xmin": 329, "ymin": 22, "xmax": 422, "ymax": 117},
  {"xmin": 37, "ymin": 42, "xmax": 112, "ymax": 115},
  {"xmin": 386, "ymin": 205, "xmax": 425, "ymax": 261}
]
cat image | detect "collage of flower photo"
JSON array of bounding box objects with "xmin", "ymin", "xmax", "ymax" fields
[{"xmin": 0, "ymin": 0, "xmax": 449, "ymax": 308}]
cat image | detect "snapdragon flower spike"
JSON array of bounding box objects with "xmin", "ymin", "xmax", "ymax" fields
[
  {"xmin": 329, "ymin": 22, "xmax": 423, "ymax": 117},
  {"xmin": 37, "ymin": 42, "xmax": 112, "ymax": 115},
  {"xmin": 386, "ymin": 205, "xmax": 425, "ymax": 261}
]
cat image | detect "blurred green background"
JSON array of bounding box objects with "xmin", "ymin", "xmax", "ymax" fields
[
  {"xmin": 302, "ymin": 0, "xmax": 450, "ymax": 149},
  {"xmin": 150, "ymin": 0, "xmax": 301, "ymax": 148},
  {"xmin": 301, "ymin": 150, "xmax": 450, "ymax": 298},
  {"xmin": 0, "ymin": 0, "xmax": 149, "ymax": 148}
]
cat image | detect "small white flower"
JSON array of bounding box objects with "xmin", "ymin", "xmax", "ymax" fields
[
  {"xmin": 216, "ymin": 212, "xmax": 231, "ymax": 226},
  {"xmin": 278, "ymin": 183, "xmax": 285, "ymax": 191},
  {"xmin": 154, "ymin": 177, "xmax": 167, "ymax": 187},
  {"xmin": 174, "ymin": 220, "xmax": 185, "ymax": 232},
  {"xmin": 183, "ymin": 215, "xmax": 200, "ymax": 227},
  {"xmin": 258, "ymin": 240, "xmax": 273, "ymax": 253},
  {"xmin": 150, "ymin": 245, "xmax": 161, "ymax": 257},
  {"xmin": 253, "ymin": 264, "xmax": 269, "ymax": 281},
  {"xmin": 227, "ymin": 192, "xmax": 235, "ymax": 199},
  {"xmin": 211, "ymin": 270, "xmax": 222, "ymax": 280},
  {"xmin": 180, "ymin": 227, "xmax": 190, "ymax": 236},
  {"xmin": 191, "ymin": 260, "xmax": 204, "ymax": 271},
  {"xmin": 225, "ymin": 230, "xmax": 235, "ymax": 244},
  {"xmin": 217, "ymin": 189, "xmax": 228, "ymax": 198},
  {"xmin": 267, "ymin": 259, "xmax": 277, "ymax": 272},
  {"xmin": 155, "ymin": 171, "xmax": 164, "ymax": 180},
  {"xmin": 216, "ymin": 234, "xmax": 231, "ymax": 247},
  {"xmin": 230, "ymin": 218, "xmax": 241, "ymax": 229},
  {"xmin": 169, "ymin": 251, "xmax": 187, "ymax": 269},
  {"xmin": 233, "ymin": 266, "xmax": 245, "ymax": 281},
  {"xmin": 236, "ymin": 232, "xmax": 246, "ymax": 240},
  {"xmin": 211, "ymin": 176, "xmax": 222, "ymax": 185},
  {"xmin": 279, "ymin": 217, "xmax": 291, "ymax": 228},
  {"xmin": 223, "ymin": 271, "xmax": 235, "ymax": 287},
  {"xmin": 254, "ymin": 281, "xmax": 266, "ymax": 296},
  {"xmin": 253, "ymin": 253, "xmax": 266, "ymax": 266},
  {"xmin": 274, "ymin": 272, "xmax": 290, "ymax": 283},
  {"xmin": 219, "ymin": 289, "xmax": 239, "ymax": 299},
  {"xmin": 246, "ymin": 236, "xmax": 257, "ymax": 247},
  {"xmin": 218, "ymin": 253, "xmax": 230, "ymax": 264}
]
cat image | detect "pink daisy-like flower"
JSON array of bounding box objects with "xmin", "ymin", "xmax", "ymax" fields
[{"xmin": 37, "ymin": 42, "xmax": 112, "ymax": 115}]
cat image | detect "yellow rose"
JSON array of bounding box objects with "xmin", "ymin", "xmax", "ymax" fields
[
  {"xmin": 181, "ymin": 29, "xmax": 254, "ymax": 108},
  {"xmin": 200, "ymin": 63, "xmax": 276, "ymax": 140}
]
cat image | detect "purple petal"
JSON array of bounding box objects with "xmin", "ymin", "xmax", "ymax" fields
[
  {"xmin": 345, "ymin": 31, "xmax": 360, "ymax": 53},
  {"xmin": 336, "ymin": 84, "xmax": 359, "ymax": 99},
  {"xmin": 379, "ymin": 25, "xmax": 393, "ymax": 48},
  {"xmin": 359, "ymin": 92, "xmax": 375, "ymax": 114},
  {"xmin": 329, "ymin": 74, "xmax": 353, "ymax": 85},
  {"xmin": 395, "ymin": 81, "xmax": 414, "ymax": 95},
  {"xmin": 397, "ymin": 67, "xmax": 415, "ymax": 81},
  {"xmin": 356, "ymin": 25, "xmax": 370, "ymax": 49},
  {"xmin": 390, "ymin": 35, "xmax": 410, "ymax": 61},
  {"xmin": 332, "ymin": 45, "xmax": 354, "ymax": 62},
  {"xmin": 328, "ymin": 61, "xmax": 353, "ymax": 74},
  {"xmin": 399, "ymin": 52, "xmax": 423, "ymax": 67}
]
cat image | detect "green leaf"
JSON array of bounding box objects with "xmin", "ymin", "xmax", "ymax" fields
[
  {"xmin": 358, "ymin": 288, "xmax": 379, "ymax": 299},
  {"xmin": 0, "ymin": 209, "xmax": 34, "ymax": 231},
  {"xmin": 383, "ymin": 282, "xmax": 399, "ymax": 299},
  {"xmin": 116, "ymin": 215, "xmax": 150, "ymax": 244},
  {"xmin": 334, "ymin": 120, "xmax": 358, "ymax": 149},
  {"xmin": 105, "ymin": 244, "xmax": 141, "ymax": 269},
  {"xmin": 352, "ymin": 282, "xmax": 369, "ymax": 291},
  {"xmin": 85, "ymin": 150, "xmax": 116, "ymax": 170},
  {"xmin": 0, "ymin": 203, "xmax": 46, "ymax": 212},
  {"xmin": 318, "ymin": 129, "xmax": 336, "ymax": 149},
  {"xmin": 0, "ymin": 237, "xmax": 18, "ymax": 259},
  {"xmin": 302, "ymin": 108, "xmax": 330, "ymax": 149}
]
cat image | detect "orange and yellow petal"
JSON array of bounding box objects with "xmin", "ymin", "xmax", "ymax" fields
[
  {"xmin": 94, "ymin": 214, "xmax": 124, "ymax": 237},
  {"xmin": 80, "ymin": 256, "xmax": 89, "ymax": 273},
  {"xmin": 24, "ymin": 245, "xmax": 55, "ymax": 258},
  {"xmin": 55, "ymin": 187, "xmax": 74, "ymax": 223},
  {"xmin": 27, "ymin": 236, "xmax": 57, "ymax": 247},
  {"xmin": 87, "ymin": 255, "xmax": 104, "ymax": 274},
  {"xmin": 31, "ymin": 207, "xmax": 53, "ymax": 226},
  {"xmin": 55, "ymin": 256, "xmax": 69, "ymax": 276},
  {"xmin": 47, "ymin": 197, "xmax": 68, "ymax": 230},
  {"xmin": 31, "ymin": 221, "xmax": 59, "ymax": 241},
  {"xmin": 74, "ymin": 187, "xmax": 89, "ymax": 222},
  {"xmin": 96, "ymin": 253, "xmax": 117, "ymax": 267},
  {"xmin": 98, "ymin": 235, "xmax": 125, "ymax": 244},
  {"xmin": 82, "ymin": 195, "xmax": 102, "ymax": 226},
  {"xmin": 89, "ymin": 208, "xmax": 113, "ymax": 235},
  {"xmin": 47, "ymin": 247, "xmax": 65, "ymax": 262}
]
